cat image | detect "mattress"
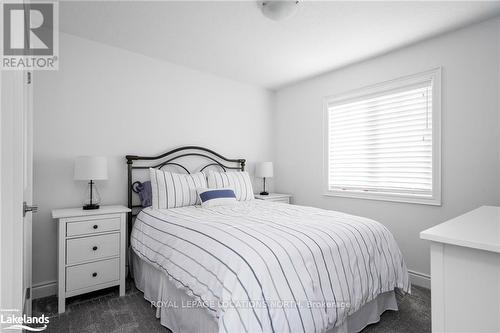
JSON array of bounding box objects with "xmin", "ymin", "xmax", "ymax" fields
[{"xmin": 131, "ymin": 200, "xmax": 410, "ymax": 333}]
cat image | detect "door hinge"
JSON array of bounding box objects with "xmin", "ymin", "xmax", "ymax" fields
[
  {"xmin": 25, "ymin": 287, "xmax": 31, "ymax": 300},
  {"xmin": 27, "ymin": 72, "xmax": 31, "ymax": 84}
]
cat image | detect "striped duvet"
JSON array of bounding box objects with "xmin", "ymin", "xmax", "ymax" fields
[{"xmin": 131, "ymin": 200, "xmax": 410, "ymax": 333}]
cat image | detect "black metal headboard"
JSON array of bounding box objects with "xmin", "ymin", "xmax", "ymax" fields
[{"xmin": 125, "ymin": 145, "xmax": 246, "ymax": 231}]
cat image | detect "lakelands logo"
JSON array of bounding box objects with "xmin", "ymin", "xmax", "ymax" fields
[
  {"xmin": 1, "ymin": 1, "xmax": 58, "ymax": 70},
  {"xmin": 0, "ymin": 309, "xmax": 49, "ymax": 331}
]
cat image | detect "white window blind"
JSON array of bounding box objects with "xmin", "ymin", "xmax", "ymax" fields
[{"xmin": 325, "ymin": 70, "xmax": 441, "ymax": 205}]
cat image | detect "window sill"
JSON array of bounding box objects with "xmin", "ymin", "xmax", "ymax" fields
[{"xmin": 323, "ymin": 190, "xmax": 442, "ymax": 206}]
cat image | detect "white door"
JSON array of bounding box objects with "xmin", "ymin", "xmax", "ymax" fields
[
  {"xmin": 23, "ymin": 71, "xmax": 34, "ymax": 316},
  {"xmin": 0, "ymin": 69, "xmax": 34, "ymax": 327}
]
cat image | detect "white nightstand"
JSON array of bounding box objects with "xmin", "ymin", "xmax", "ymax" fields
[
  {"xmin": 52, "ymin": 205, "xmax": 130, "ymax": 313},
  {"xmin": 254, "ymin": 193, "xmax": 292, "ymax": 204}
]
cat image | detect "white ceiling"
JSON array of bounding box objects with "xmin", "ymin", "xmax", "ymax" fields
[{"xmin": 60, "ymin": 1, "xmax": 500, "ymax": 89}]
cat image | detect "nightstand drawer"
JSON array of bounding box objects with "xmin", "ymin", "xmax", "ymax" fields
[
  {"xmin": 66, "ymin": 233, "xmax": 120, "ymax": 265},
  {"xmin": 66, "ymin": 258, "xmax": 119, "ymax": 292},
  {"xmin": 66, "ymin": 217, "xmax": 120, "ymax": 237}
]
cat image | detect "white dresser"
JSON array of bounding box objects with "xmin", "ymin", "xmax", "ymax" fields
[
  {"xmin": 254, "ymin": 193, "xmax": 292, "ymax": 204},
  {"xmin": 420, "ymin": 206, "xmax": 500, "ymax": 333},
  {"xmin": 52, "ymin": 205, "xmax": 130, "ymax": 313}
]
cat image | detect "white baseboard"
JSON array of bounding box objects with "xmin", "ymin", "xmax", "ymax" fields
[
  {"xmin": 408, "ymin": 269, "xmax": 430, "ymax": 289},
  {"xmin": 32, "ymin": 280, "xmax": 57, "ymax": 299}
]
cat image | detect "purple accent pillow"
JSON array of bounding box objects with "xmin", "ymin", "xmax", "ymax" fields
[{"xmin": 136, "ymin": 181, "xmax": 152, "ymax": 207}]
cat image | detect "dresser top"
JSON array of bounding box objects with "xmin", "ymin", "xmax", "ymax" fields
[
  {"xmin": 52, "ymin": 205, "xmax": 131, "ymax": 219},
  {"xmin": 420, "ymin": 206, "xmax": 500, "ymax": 253}
]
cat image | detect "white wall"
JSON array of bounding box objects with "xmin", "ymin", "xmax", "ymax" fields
[
  {"xmin": 273, "ymin": 18, "xmax": 500, "ymax": 286},
  {"xmin": 32, "ymin": 33, "xmax": 274, "ymax": 295},
  {"xmin": 34, "ymin": 17, "xmax": 500, "ymax": 295}
]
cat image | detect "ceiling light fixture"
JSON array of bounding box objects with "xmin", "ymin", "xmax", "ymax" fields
[{"xmin": 261, "ymin": 1, "xmax": 300, "ymax": 21}]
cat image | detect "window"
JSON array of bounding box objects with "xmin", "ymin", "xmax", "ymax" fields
[{"xmin": 324, "ymin": 69, "xmax": 441, "ymax": 205}]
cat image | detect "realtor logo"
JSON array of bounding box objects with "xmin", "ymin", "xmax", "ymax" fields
[{"xmin": 1, "ymin": 1, "xmax": 58, "ymax": 70}]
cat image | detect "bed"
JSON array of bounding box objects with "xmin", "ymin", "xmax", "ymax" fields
[{"xmin": 126, "ymin": 146, "xmax": 410, "ymax": 333}]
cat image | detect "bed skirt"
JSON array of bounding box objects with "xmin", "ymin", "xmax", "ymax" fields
[{"xmin": 132, "ymin": 252, "xmax": 398, "ymax": 333}]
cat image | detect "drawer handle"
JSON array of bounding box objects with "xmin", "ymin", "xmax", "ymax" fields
[
  {"xmin": 92, "ymin": 272, "xmax": 97, "ymax": 277},
  {"xmin": 93, "ymin": 225, "xmax": 98, "ymax": 229},
  {"xmin": 92, "ymin": 246, "xmax": 98, "ymax": 251}
]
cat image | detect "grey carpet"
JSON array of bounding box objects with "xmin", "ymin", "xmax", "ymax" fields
[{"xmin": 33, "ymin": 281, "xmax": 430, "ymax": 333}]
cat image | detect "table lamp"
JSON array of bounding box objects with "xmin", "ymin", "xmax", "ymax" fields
[
  {"xmin": 255, "ymin": 162, "xmax": 273, "ymax": 195},
  {"xmin": 74, "ymin": 156, "xmax": 108, "ymax": 210}
]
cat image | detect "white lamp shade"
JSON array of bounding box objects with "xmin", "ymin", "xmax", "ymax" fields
[
  {"xmin": 255, "ymin": 162, "xmax": 274, "ymax": 178},
  {"xmin": 74, "ymin": 156, "xmax": 108, "ymax": 180}
]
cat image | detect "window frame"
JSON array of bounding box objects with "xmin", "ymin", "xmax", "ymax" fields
[{"xmin": 322, "ymin": 68, "xmax": 442, "ymax": 206}]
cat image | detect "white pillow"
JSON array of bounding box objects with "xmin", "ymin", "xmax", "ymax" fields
[
  {"xmin": 150, "ymin": 168, "xmax": 207, "ymax": 209},
  {"xmin": 197, "ymin": 188, "xmax": 237, "ymax": 208},
  {"xmin": 206, "ymin": 171, "xmax": 254, "ymax": 201}
]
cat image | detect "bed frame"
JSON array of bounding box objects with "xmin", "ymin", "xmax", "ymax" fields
[{"xmin": 125, "ymin": 145, "xmax": 246, "ymax": 233}]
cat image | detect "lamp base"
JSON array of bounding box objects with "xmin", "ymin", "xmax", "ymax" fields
[
  {"xmin": 259, "ymin": 191, "xmax": 269, "ymax": 195},
  {"xmin": 83, "ymin": 204, "xmax": 100, "ymax": 210}
]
